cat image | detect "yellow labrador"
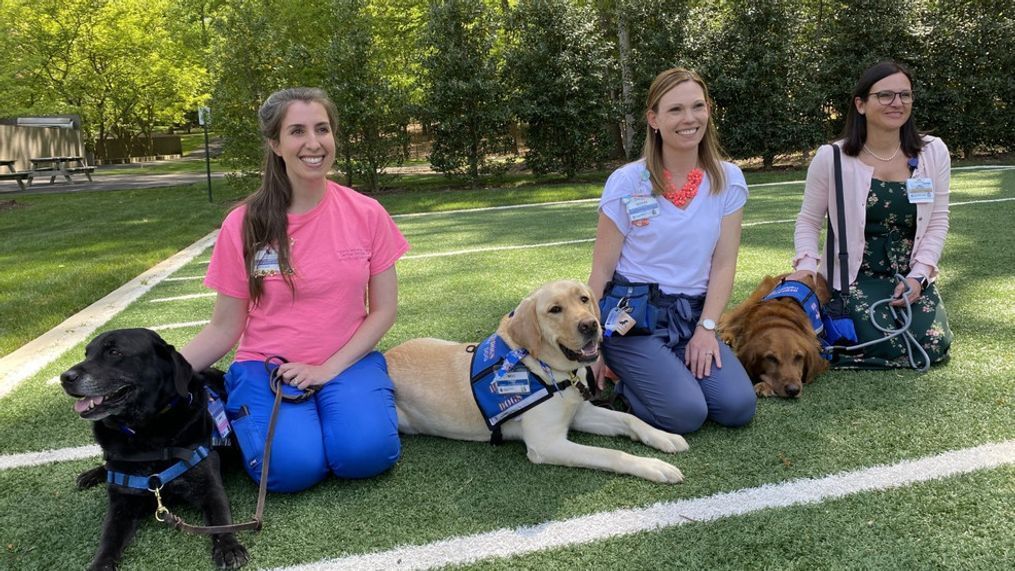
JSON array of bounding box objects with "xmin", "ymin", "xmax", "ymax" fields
[{"xmin": 385, "ymin": 280, "xmax": 687, "ymax": 483}]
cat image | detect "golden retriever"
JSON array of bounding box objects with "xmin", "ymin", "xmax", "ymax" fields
[
  {"xmin": 720, "ymin": 274, "xmax": 830, "ymax": 398},
  {"xmin": 385, "ymin": 280, "xmax": 687, "ymax": 484}
]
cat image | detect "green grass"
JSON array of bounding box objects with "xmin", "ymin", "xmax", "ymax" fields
[
  {"xmin": 97, "ymin": 159, "xmax": 222, "ymax": 176},
  {"xmin": 0, "ymin": 165, "xmax": 1013, "ymax": 569}
]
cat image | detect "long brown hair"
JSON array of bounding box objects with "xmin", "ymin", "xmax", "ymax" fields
[
  {"xmin": 642, "ymin": 68, "xmax": 726, "ymax": 196},
  {"xmin": 241, "ymin": 87, "xmax": 339, "ymax": 303}
]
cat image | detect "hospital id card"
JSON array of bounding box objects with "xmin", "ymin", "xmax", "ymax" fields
[
  {"xmin": 623, "ymin": 195, "xmax": 660, "ymax": 226},
  {"xmin": 906, "ymin": 178, "xmax": 934, "ymax": 203}
]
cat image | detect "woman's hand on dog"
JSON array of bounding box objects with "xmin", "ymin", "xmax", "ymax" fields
[
  {"xmin": 685, "ymin": 328, "xmax": 722, "ymax": 379},
  {"xmin": 277, "ymin": 362, "xmax": 336, "ymax": 390},
  {"xmin": 890, "ymin": 277, "xmax": 923, "ymax": 306},
  {"xmin": 591, "ymin": 357, "xmax": 619, "ymax": 391}
]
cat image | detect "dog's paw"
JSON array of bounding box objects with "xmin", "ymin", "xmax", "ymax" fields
[
  {"xmin": 754, "ymin": 382, "xmax": 776, "ymax": 398},
  {"xmin": 86, "ymin": 559, "xmax": 118, "ymax": 571},
  {"xmin": 635, "ymin": 458, "xmax": 684, "ymax": 484},
  {"xmin": 213, "ymin": 538, "xmax": 249, "ymax": 569},
  {"xmin": 77, "ymin": 465, "xmax": 107, "ymax": 490},
  {"xmin": 642, "ymin": 430, "xmax": 689, "ymax": 454}
]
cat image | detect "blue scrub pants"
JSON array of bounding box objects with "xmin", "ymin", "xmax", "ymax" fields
[
  {"xmin": 224, "ymin": 351, "xmax": 400, "ymax": 493},
  {"xmin": 604, "ymin": 294, "xmax": 756, "ymax": 435}
]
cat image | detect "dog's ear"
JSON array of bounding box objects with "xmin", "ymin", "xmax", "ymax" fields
[
  {"xmin": 506, "ymin": 295, "xmax": 543, "ymax": 357},
  {"xmin": 169, "ymin": 345, "xmax": 195, "ymax": 397}
]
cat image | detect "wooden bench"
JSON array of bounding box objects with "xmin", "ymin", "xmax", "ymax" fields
[
  {"xmin": 0, "ymin": 171, "xmax": 30, "ymax": 191},
  {"xmin": 65, "ymin": 165, "xmax": 96, "ymax": 181}
]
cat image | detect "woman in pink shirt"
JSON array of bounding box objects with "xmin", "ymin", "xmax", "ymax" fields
[
  {"xmin": 788, "ymin": 61, "xmax": 952, "ymax": 369},
  {"xmin": 182, "ymin": 88, "xmax": 409, "ymax": 492}
]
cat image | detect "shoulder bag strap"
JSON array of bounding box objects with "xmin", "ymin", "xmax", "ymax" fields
[{"xmin": 826, "ymin": 144, "xmax": 849, "ymax": 293}]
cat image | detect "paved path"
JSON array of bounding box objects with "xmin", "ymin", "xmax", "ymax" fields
[{"xmin": 0, "ymin": 170, "xmax": 226, "ymax": 195}]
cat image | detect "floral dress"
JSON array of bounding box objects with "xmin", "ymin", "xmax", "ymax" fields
[{"xmin": 831, "ymin": 178, "xmax": 952, "ymax": 369}]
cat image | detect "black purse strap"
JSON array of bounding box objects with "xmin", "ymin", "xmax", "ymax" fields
[{"xmin": 825, "ymin": 144, "xmax": 849, "ymax": 293}]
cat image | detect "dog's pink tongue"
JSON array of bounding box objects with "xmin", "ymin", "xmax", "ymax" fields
[
  {"xmin": 581, "ymin": 340, "xmax": 599, "ymax": 356},
  {"xmin": 74, "ymin": 395, "xmax": 104, "ymax": 413}
]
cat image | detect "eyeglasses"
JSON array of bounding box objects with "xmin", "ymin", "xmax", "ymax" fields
[{"xmin": 868, "ymin": 90, "xmax": 915, "ymax": 105}]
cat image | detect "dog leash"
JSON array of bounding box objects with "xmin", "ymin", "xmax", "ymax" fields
[
  {"xmin": 156, "ymin": 355, "xmax": 316, "ymax": 534},
  {"xmin": 824, "ymin": 274, "xmax": 931, "ymax": 372}
]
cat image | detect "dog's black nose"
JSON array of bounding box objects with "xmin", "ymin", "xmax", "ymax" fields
[
  {"xmin": 60, "ymin": 369, "xmax": 80, "ymax": 385},
  {"xmin": 578, "ymin": 319, "xmax": 599, "ymax": 337},
  {"xmin": 785, "ymin": 383, "xmax": 801, "ymax": 397}
]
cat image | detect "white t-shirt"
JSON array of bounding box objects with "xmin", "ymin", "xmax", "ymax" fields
[{"xmin": 599, "ymin": 159, "xmax": 747, "ymax": 295}]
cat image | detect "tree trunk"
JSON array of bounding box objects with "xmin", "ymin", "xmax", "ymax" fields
[{"xmin": 617, "ymin": 4, "xmax": 635, "ymax": 159}]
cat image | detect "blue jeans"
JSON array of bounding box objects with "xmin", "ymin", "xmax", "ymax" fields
[
  {"xmin": 224, "ymin": 352, "xmax": 400, "ymax": 493},
  {"xmin": 603, "ymin": 294, "xmax": 756, "ymax": 434}
]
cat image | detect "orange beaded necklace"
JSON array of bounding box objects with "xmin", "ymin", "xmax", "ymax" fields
[{"xmin": 662, "ymin": 168, "xmax": 704, "ymax": 209}]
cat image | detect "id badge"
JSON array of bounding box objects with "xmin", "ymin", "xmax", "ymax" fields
[
  {"xmin": 623, "ymin": 195, "xmax": 660, "ymax": 227},
  {"xmin": 905, "ymin": 178, "xmax": 934, "ymax": 203},
  {"xmin": 493, "ymin": 370, "xmax": 531, "ymax": 395},
  {"xmin": 207, "ymin": 394, "xmax": 231, "ymax": 439}
]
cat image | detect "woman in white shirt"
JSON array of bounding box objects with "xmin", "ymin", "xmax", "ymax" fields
[{"xmin": 589, "ymin": 68, "xmax": 755, "ymax": 434}]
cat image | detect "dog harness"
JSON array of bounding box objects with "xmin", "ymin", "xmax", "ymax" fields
[
  {"xmin": 470, "ymin": 333, "xmax": 573, "ymax": 444},
  {"xmin": 762, "ymin": 280, "xmax": 824, "ymax": 335},
  {"xmin": 106, "ymin": 445, "xmax": 211, "ymax": 490}
]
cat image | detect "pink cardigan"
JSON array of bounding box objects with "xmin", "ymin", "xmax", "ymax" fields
[{"xmin": 793, "ymin": 136, "xmax": 951, "ymax": 290}]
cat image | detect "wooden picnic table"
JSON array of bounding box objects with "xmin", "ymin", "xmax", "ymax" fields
[
  {"xmin": 0, "ymin": 159, "xmax": 30, "ymax": 191},
  {"xmin": 28, "ymin": 156, "xmax": 95, "ymax": 187}
]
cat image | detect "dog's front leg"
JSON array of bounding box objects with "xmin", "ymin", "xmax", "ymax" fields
[
  {"xmin": 571, "ymin": 403, "xmax": 688, "ymax": 454},
  {"xmin": 88, "ymin": 492, "xmax": 147, "ymax": 571},
  {"xmin": 520, "ymin": 404, "xmax": 683, "ymax": 484},
  {"xmin": 197, "ymin": 461, "xmax": 249, "ymax": 568},
  {"xmin": 76, "ymin": 465, "xmax": 107, "ymax": 489}
]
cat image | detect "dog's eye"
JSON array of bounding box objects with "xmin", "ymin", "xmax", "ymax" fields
[
  {"xmin": 764, "ymin": 355, "xmax": 779, "ymax": 365},
  {"xmin": 580, "ymin": 295, "xmax": 590, "ymax": 304},
  {"xmin": 548, "ymin": 305, "xmax": 562, "ymax": 314},
  {"xmin": 107, "ymin": 348, "xmax": 122, "ymax": 358},
  {"xmin": 794, "ymin": 354, "xmax": 804, "ymax": 362}
]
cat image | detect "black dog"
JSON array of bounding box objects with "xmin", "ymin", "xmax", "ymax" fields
[{"xmin": 61, "ymin": 328, "xmax": 248, "ymax": 570}]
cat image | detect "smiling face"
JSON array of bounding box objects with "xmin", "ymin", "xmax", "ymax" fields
[
  {"xmin": 503, "ymin": 280, "xmax": 602, "ymax": 371},
  {"xmin": 269, "ymin": 100, "xmax": 336, "ymax": 185},
  {"xmin": 855, "ymin": 72, "xmax": 913, "ymax": 133},
  {"xmin": 647, "ymin": 80, "xmax": 709, "ymax": 154}
]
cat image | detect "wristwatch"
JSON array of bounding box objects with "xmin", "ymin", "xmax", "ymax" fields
[
  {"xmin": 697, "ymin": 318, "xmax": 717, "ymax": 331},
  {"xmin": 913, "ymin": 275, "xmax": 930, "ymax": 289}
]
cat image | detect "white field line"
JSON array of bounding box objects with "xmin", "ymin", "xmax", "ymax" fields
[
  {"xmin": 0, "ymin": 444, "xmax": 101, "ymax": 470},
  {"xmin": 148, "ymin": 292, "xmax": 216, "ymax": 303},
  {"xmin": 0, "ymin": 230, "xmax": 219, "ymax": 399},
  {"xmin": 275, "ymin": 440, "xmax": 1015, "ymax": 571}
]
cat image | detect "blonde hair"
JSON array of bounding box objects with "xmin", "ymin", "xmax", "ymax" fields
[{"xmin": 642, "ymin": 68, "xmax": 726, "ymax": 196}]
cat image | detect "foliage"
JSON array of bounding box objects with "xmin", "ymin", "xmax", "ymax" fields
[
  {"xmin": 421, "ymin": 0, "xmax": 513, "ymax": 181},
  {"xmin": 918, "ymin": 0, "xmax": 1015, "ymax": 157},
  {"xmin": 691, "ymin": 0, "xmax": 825, "ymax": 167},
  {"xmin": 328, "ymin": 0, "xmax": 414, "ymax": 192},
  {"xmin": 2, "ymin": 0, "xmax": 206, "ymax": 156},
  {"xmin": 505, "ymin": 0, "xmax": 615, "ymax": 178}
]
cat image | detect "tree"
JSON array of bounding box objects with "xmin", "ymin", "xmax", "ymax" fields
[
  {"xmin": 421, "ymin": 0, "xmax": 511, "ymax": 181},
  {"xmin": 506, "ymin": 0, "xmax": 615, "ymax": 178},
  {"xmin": 691, "ymin": 0, "xmax": 824, "ymax": 167}
]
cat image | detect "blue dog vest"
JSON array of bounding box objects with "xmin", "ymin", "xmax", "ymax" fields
[
  {"xmin": 762, "ymin": 280, "xmax": 824, "ymax": 335},
  {"xmin": 470, "ymin": 334, "xmax": 567, "ymax": 434}
]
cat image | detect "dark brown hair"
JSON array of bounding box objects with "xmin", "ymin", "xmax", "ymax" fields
[
  {"xmin": 841, "ymin": 61, "xmax": 924, "ymax": 157},
  {"xmin": 241, "ymin": 87, "xmax": 339, "ymax": 303}
]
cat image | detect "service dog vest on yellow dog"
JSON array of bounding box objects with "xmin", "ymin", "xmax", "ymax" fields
[{"xmin": 470, "ymin": 333, "xmax": 571, "ymax": 443}]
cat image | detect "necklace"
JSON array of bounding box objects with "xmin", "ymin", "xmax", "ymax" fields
[
  {"xmin": 662, "ymin": 168, "xmax": 704, "ymax": 209},
  {"xmin": 863, "ymin": 144, "xmax": 901, "ymax": 162}
]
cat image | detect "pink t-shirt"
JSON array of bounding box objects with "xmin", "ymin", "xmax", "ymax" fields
[{"xmin": 205, "ymin": 181, "xmax": 409, "ymax": 364}]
